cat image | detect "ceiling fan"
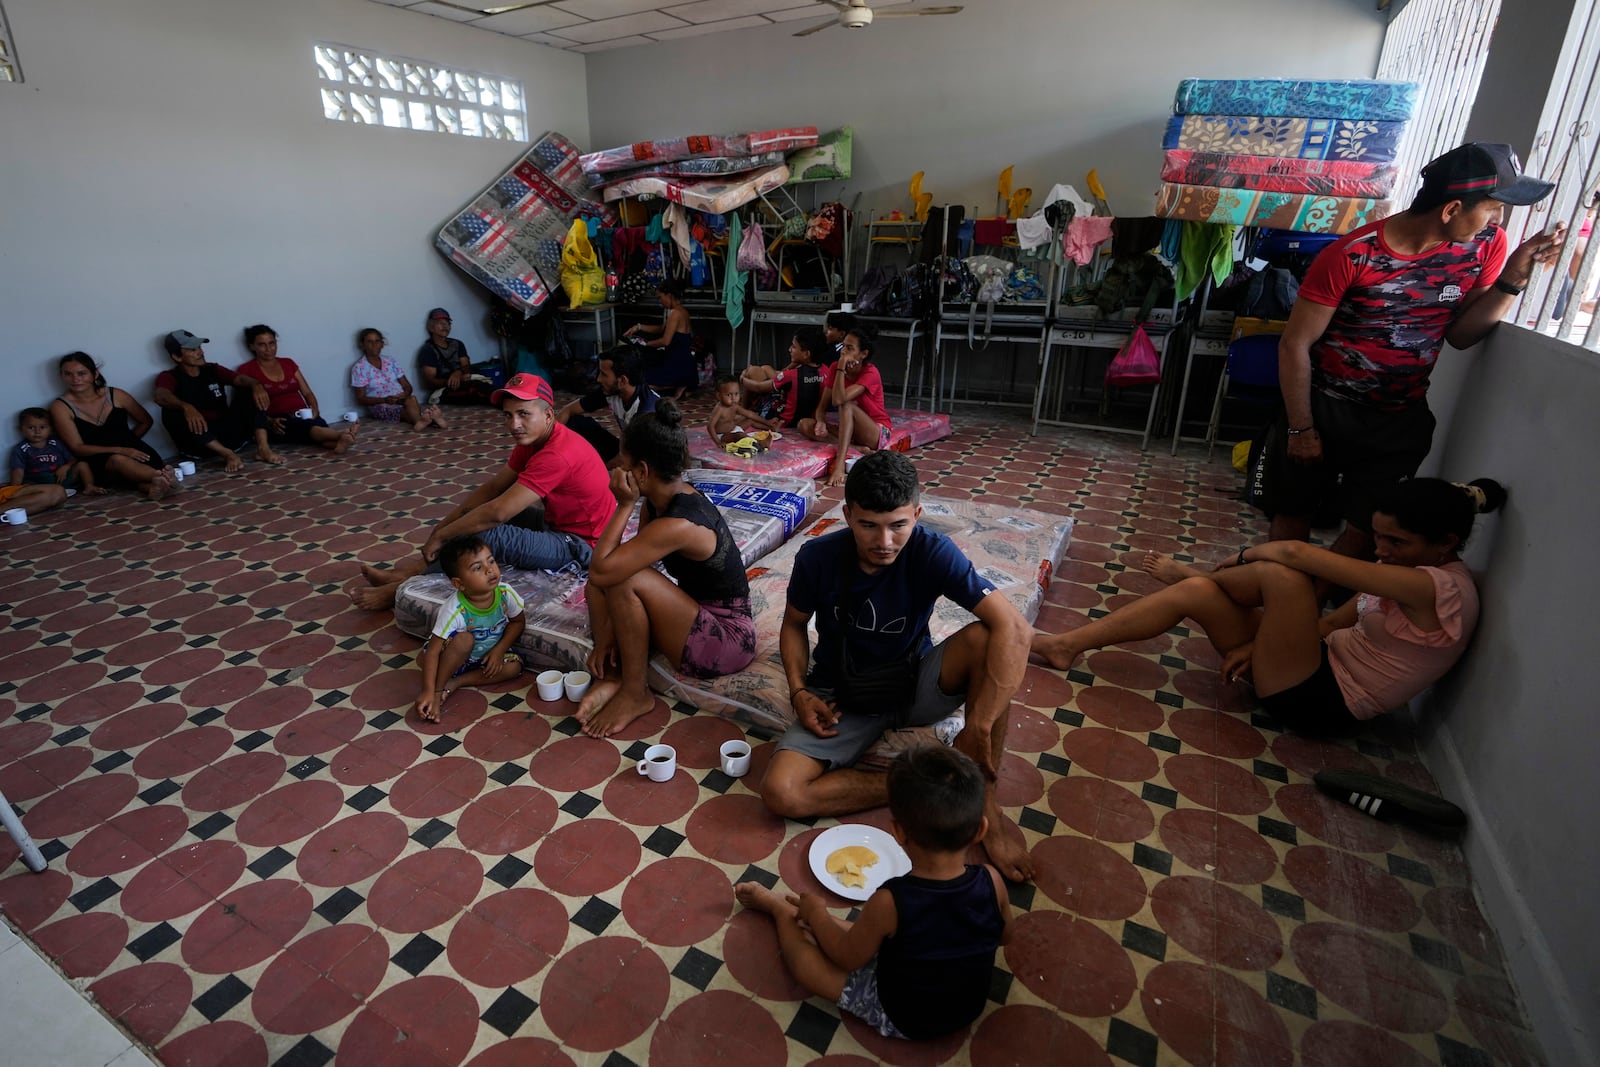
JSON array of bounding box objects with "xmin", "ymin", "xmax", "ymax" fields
[{"xmin": 793, "ymin": 0, "xmax": 964, "ymax": 37}]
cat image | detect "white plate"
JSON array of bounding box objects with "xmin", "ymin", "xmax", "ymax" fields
[{"xmin": 808, "ymin": 824, "xmax": 911, "ymax": 902}]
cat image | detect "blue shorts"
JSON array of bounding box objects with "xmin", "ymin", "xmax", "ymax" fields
[{"xmin": 838, "ymin": 958, "xmax": 907, "ymax": 1040}]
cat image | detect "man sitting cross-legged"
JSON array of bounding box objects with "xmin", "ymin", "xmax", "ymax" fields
[{"xmin": 758, "ymin": 451, "xmax": 1035, "ymax": 882}]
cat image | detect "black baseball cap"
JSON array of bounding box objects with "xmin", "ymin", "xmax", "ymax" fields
[
  {"xmin": 164, "ymin": 330, "xmax": 209, "ymax": 355},
  {"xmin": 1419, "ymin": 142, "xmax": 1555, "ymax": 206}
]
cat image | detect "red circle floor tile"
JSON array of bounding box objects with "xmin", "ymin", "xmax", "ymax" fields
[
  {"xmin": 177, "ymin": 604, "xmax": 255, "ymax": 638},
  {"xmin": 0, "ymin": 721, "xmax": 50, "ymax": 767},
  {"xmin": 659, "ymin": 714, "xmax": 744, "ymax": 768},
  {"xmin": 456, "ymin": 785, "xmax": 559, "ymax": 855},
  {"xmin": 0, "ymin": 746, "xmax": 93, "ymax": 802},
  {"xmin": 5, "ymin": 643, "xmax": 75, "ymax": 680},
  {"xmin": 1291, "ymin": 922, "xmax": 1449, "ymax": 1032},
  {"xmin": 842, "ymin": 1010, "xmax": 970, "ymax": 1064},
  {"xmin": 349, "ymin": 667, "xmax": 424, "ymax": 711},
  {"xmin": 367, "ymin": 848, "xmax": 484, "ymax": 934},
  {"xmin": 1171, "ymin": 669, "xmax": 1255, "ymax": 713},
  {"xmin": 131, "ymin": 724, "xmax": 233, "ymax": 780},
  {"xmin": 1163, "ymin": 752, "xmax": 1271, "ymax": 815},
  {"xmin": 12, "ymin": 587, "xmax": 87, "ymax": 620},
  {"xmin": 1032, "ymin": 836, "xmax": 1147, "ymax": 920},
  {"xmin": 1004, "ymin": 910, "xmax": 1136, "ymax": 1016},
  {"xmin": 217, "ymin": 618, "xmax": 296, "ymax": 654},
  {"xmin": 23, "ymin": 773, "xmax": 138, "ymax": 838},
  {"xmin": 273, "ymin": 705, "xmax": 366, "ymax": 757},
  {"xmin": 389, "ymin": 755, "xmax": 488, "ymax": 818},
  {"xmin": 1015, "ymin": 665, "xmax": 1073, "ymax": 710},
  {"xmin": 1167, "ymin": 706, "xmax": 1267, "ymax": 759},
  {"xmin": 89, "ymin": 962, "xmax": 193, "ymax": 1046},
  {"xmin": 50, "ymin": 681, "xmax": 144, "ymax": 727},
  {"xmin": 445, "ymin": 887, "xmax": 568, "ymax": 987},
  {"xmin": 89, "ymin": 702, "xmax": 187, "ymax": 752},
  {"xmin": 1300, "ymin": 1020, "xmax": 1436, "ymax": 1067},
  {"xmin": 257, "ymin": 633, "xmax": 338, "ymax": 671},
  {"xmin": 0, "ymin": 868, "xmax": 71, "ymax": 931},
  {"xmin": 1270, "ymin": 734, "xmax": 1378, "ymax": 779},
  {"xmin": 621, "ymin": 856, "xmax": 733, "ymax": 946},
  {"xmin": 1284, "ymin": 845, "xmax": 1421, "ymax": 932},
  {"xmin": 159, "ymin": 1021, "xmax": 268, "ymax": 1067},
  {"xmin": 1274, "ymin": 783, "xmax": 1399, "ymax": 854},
  {"xmin": 330, "ymin": 730, "xmax": 423, "ymax": 786},
  {"xmin": 1047, "ymin": 777, "xmax": 1154, "ymax": 843},
  {"xmin": 540, "ymin": 936, "xmax": 671, "ymax": 1053},
  {"xmin": 528, "ymin": 735, "xmax": 622, "ymax": 792},
  {"xmin": 224, "ymin": 686, "xmax": 315, "ymax": 732},
  {"xmin": 30, "ymin": 911, "xmax": 127, "ymax": 978},
  {"xmin": 601, "ymin": 763, "xmax": 699, "ymax": 826},
  {"xmin": 182, "ymin": 751, "xmax": 286, "ymax": 811},
  {"xmin": 139, "ymin": 647, "xmax": 228, "ymax": 687},
  {"xmin": 685, "ymin": 793, "xmax": 786, "ymax": 864},
  {"xmin": 236, "ymin": 780, "xmax": 347, "ymax": 848},
  {"xmin": 649, "ymin": 988, "xmax": 788, "ymax": 1066},
  {"xmin": 970, "ymin": 1005, "xmax": 1112, "ymax": 1067},
  {"xmin": 995, "ymin": 751, "xmax": 1045, "ymax": 808},
  {"xmin": 181, "ymin": 878, "xmax": 314, "ymax": 973},
  {"xmin": 463, "ymin": 712, "xmax": 552, "ymax": 763},
  {"xmin": 253, "ymin": 923, "xmax": 390, "ymax": 1035},
  {"xmin": 67, "ymin": 804, "xmax": 190, "ymax": 878},
  {"xmin": 1141, "ymin": 961, "xmax": 1293, "ymax": 1067},
  {"xmin": 1158, "ymin": 809, "xmax": 1279, "ymax": 884},
  {"xmin": 1150, "ymin": 875, "xmax": 1283, "ymax": 969},
  {"xmin": 145, "ymin": 591, "xmax": 219, "ymax": 622},
  {"xmin": 722, "ymin": 909, "xmax": 809, "ymax": 1001},
  {"xmin": 1454, "ymin": 974, "xmax": 1545, "ymax": 1065},
  {"xmin": 1422, "ymin": 886, "xmax": 1500, "ymax": 966},
  {"xmin": 534, "ymin": 818, "xmax": 641, "ymax": 897},
  {"xmin": 121, "ymin": 841, "xmax": 248, "ymax": 922},
  {"xmin": 464, "ymin": 1038, "xmax": 577, "ymax": 1067},
  {"xmin": 303, "ymin": 649, "xmax": 383, "ymax": 690},
  {"xmin": 180, "ymin": 664, "xmax": 268, "ymax": 707},
  {"xmin": 1084, "ymin": 650, "xmax": 1169, "ymax": 690},
  {"xmin": 297, "ymin": 811, "xmax": 409, "ymax": 887},
  {"xmin": 1060, "ymin": 727, "xmax": 1159, "ymax": 782},
  {"xmin": 1003, "ymin": 703, "xmax": 1062, "ymax": 753}
]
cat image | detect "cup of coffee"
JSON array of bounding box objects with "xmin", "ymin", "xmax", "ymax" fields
[
  {"xmin": 1, "ymin": 508, "xmax": 27, "ymax": 526},
  {"xmin": 293, "ymin": 407, "xmax": 314, "ymax": 420},
  {"xmin": 562, "ymin": 670, "xmax": 591, "ymax": 702},
  {"xmin": 342, "ymin": 410, "xmax": 360, "ymax": 423},
  {"xmin": 534, "ymin": 669, "xmax": 564, "ymax": 702},
  {"xmin": 637, "ymin": 743, "xmax": 676, "ymax": 782},
  {"xmin": 719, "ymin": 739, "xmax": 752, "ymax": 778},
  {"xmin": 178, "ymin": 460, "xmax": 197, "ymax": 476}
]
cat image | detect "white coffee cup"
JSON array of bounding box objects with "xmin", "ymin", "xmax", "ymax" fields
[
  {"xmin": 178, "ymin": 460, "xmax": 197, "ymax": 476},
  {"xmin": 342, "ymin": 410, "xmax": 360, "ymax": 423},
  {"xmin": 1, "ymin": 508, "xmax": 27, "ymax": 526},
  {"xmin": 719, "ymin": 739, "xmax": 752, "ymax": 778},
  {"xmin": 534, "ymin": 669, "xmax": 564, "ymax": 702},
  {"xmin": 294, "ymin": 407, "xmax": 314, "ymax": 420},
  {"xmin": 563, "ymin": 670, "xmax": 591, "ymax": 702},
  {"xmin": 637, "ymin": 743, "xmax": 676, "ymax": 782},
  {"xmin": 171, "ymin": 468, "xmax": 184, "ymax": 482}
]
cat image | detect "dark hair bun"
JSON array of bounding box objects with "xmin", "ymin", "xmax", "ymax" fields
[
  {"xmin": 1468, "ymin": 477, "xmax": 1507, "ymax": 514},
  {"xmin": 654, "ymin": 399, "xmax": 682, "ymax": 429}
]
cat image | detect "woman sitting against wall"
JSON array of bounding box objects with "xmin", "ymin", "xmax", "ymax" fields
[
  {"xmin": 50, "ymin": 352, "xmax": 178, "ymax": 500},
  {"xmin": 238, "ymin": 324, "xmax": 357, "ymax": 454}
]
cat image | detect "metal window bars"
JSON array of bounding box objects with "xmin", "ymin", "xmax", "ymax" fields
[{"xmin": 313, "ymin": 44, "xmax": 526, "ymax": 142}]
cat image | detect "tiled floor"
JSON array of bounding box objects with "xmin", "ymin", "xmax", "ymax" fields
[{"xmin": 0, "ymin": 398, "xmax": 1547, "ymax": 1066}]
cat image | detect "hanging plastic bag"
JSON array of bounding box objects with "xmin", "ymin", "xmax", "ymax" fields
[
  {"xmin": 559, "ymin": 218, "xmax": 606, "ymax": 306},
  {"xmin": 1104, "ymin": 324, "xmax": 1162, "ymax": 387},
  {"xmin": 737, "ymin": 220, "xmax": 769, "ymax": 272}
]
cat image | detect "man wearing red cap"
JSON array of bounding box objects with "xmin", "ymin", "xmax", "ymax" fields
[
  {"xmin": 351, "ymin": 373, "xmax": 615, "ymax": 610},
  {"xmin": 1265, "ymin": 142, "xmax": 1563, "ymax": 561}
]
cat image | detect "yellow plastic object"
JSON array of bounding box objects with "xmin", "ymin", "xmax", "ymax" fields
[
  {"xmin": 909, "ymin": 170, "xmax": 924, "ymax": 204},
  {"xmin": 914, "ymin": 191, "xmax": 933, "ymax": 222},
  {"xmin": 1232, "ymin": 439, "xmax": 1251, "ymax": 474},
  {"xmin": 1086, "ymin": 169, "xmax": 1107, "ymax": 202},
  {"xmin": 997, "ymin": 165, "xmax": 1014, "ymax": 202},
  {"xmin": 1008, "ymin": 187, "xmax": 1032, "ymax": 219}
]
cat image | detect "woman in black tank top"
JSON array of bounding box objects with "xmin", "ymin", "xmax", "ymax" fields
[{"xmin": 577, "ymin": 400, "xmax": 756, "ymax": 740}]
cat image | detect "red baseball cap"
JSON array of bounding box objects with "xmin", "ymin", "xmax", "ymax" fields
[
  {"xmin": 1419, "ymin": 142, "xmax": 1555, "ymax": 206},
  {"xmin": 491, "ymin": 373, "xmax": 554, "ymax": 407}
]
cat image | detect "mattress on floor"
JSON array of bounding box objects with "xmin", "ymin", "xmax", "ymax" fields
[
  {"xmin": 1154, "ymin": 183, "xmax": 1392, "ymax": 235},
  {"xmin": 1161, "ymin": 150, "xmax": 1398, "ymax": 198},
  {"xmin": 435, "ymin": 131, "xmax": 616, "ymax": 315},
  {"xmin": 596, "ymin": 150, "xmax": 788, "ymax": 186},
  {"xmin": 1162, "ymin": 115, "xmax": 1405, "ymax": 163},
  {"xmin": 601, "ymin": 164, "xmax": 791, "ymax": 214},
  {"xmin": 392, "ymin": 472, "xmax": 817, "ymax": 664},
  {"xmin": 689, "ymin": 409, "xmax": 953, "ymax": 478},
  {"xmin": 1172, "ymin": 78, "xmax": 1418, "ymax": 121},
  {"xmin": 652, "ymin": 498, "xmax": 1074, "ymax": 759},
  {"xmin": 785, "ymin": 126, "xmax": 852, "ymax": 184},
  {"xmin": 580, "ymin": 128, "xmax": 817, "ymax": 178}
]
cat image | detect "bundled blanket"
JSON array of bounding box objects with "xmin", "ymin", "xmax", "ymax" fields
[
  {"xmin": 1162, "ymin": 150, "xmax": 1398, "ymax": 198},
  {"xmin": 1154, "ymin": 183, "xmax": 1391, "ymax": 234},
  {"xmin": 1162, "ymin": 115, "xmax": 1405, "ymax": 163},
  {"xmin": 580, "ymin": 127, "xmax": 818, "ymax": 178},
  {"xmin": 1172, "ymin": 78, "xmax": 1418, "ymax": 122}
]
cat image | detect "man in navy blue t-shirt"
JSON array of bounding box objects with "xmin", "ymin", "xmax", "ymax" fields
[{"xmin": 760, "ymin": 451, "xmax": 1035, "ymax": 882}]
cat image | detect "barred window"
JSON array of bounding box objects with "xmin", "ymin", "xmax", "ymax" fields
[
  {"xmin": 0, "ymin": 2, "xmax": 22, "ymax": 83},
  {"xmin": 313, "ymin": 43, "xmax": 526, "ymax": 142}
]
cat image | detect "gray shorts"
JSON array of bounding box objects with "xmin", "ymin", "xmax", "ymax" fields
[{"xmin": 775, "ymin": 642, "xmax": 967, "ymax": 770}]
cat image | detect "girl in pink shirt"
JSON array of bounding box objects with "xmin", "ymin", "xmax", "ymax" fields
[
  {"xmin": 798, "ymin": 326, "xmax": 894, "ymax": 489},
  {"xmin": 1033, "ymin": 478, "xmax": 1505, "ymax": 736}
]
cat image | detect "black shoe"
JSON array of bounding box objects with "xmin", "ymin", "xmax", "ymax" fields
[{"xmin": 1313, "ymin": 769, "xmax": 1466, "ymax": 829}]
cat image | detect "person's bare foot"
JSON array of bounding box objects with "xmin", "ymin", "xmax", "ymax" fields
[
  {"xmin": 1030, "ymin": 630, "xmax": 1081, "ymax": 672},
  {"xmin": 982, "ymin": 809, "xmax": 1035, "ymax": 883},
  {"xmin": 359, "ymin": 562, "xmax": 391, "ymax": 586},
  {"xmin": 575, "ymin": 678, "xmax": 619, "ymax": 725},
  {"xmin": 410, "ymin": 418, "xmax": 429, "ymax": 432},
  {"xmin": 256, "ymin": 446, "xmax": 285, "ymax": 465},
  {"xmin": 579, "ymin": 682, "xmax": 656, "ymax": 738},
  {"xmin": 348, "ymin": 583, "xmax": 398, "ymax": 611},
  {"xmin": 332, "ymin": 430, "xmax": 356, "ymax": 454},
  {"xmin": 1139, "ymin": 551, "xmax": 1201, "ymax": 586},
  {"xmin": 221, "ymin": 450, "xmax": 244, "ymax": 473},
  {"xmin": 427, "ymin": 407, "xmax": 448, "ymax": 429},
  {"xmin": 734, "ymin": 881, "xmax": 796, "ymax": 918},
  {"xmin": 824, "ymin": 463, "xmax": 846, "ymax": 489},
  {"xmin": 144, "ymin": 472, "xmax": 178, "ymax": 501}
]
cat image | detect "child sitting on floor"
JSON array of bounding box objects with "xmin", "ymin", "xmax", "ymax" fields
[
  {"xmin": 707, "ymin": 374, "xmax": 777, "ymax": 447},
  {"xmin": 740, "ymin": 327, "xmax": 828, "ymax": 428},
  {"xmin": 10, "ymin": 407, "xmax": 98, "ymax": 495},
  {"xmin": 414, "ymin": 535, "xmax": 526, "ymax": 722},
  {"xmin": 797, "ymin": 325, "xmax": 893, "ymax": 488},
  {"xmin": 735, "ymin": 745, "xmax": 1012, "ymax": 1041}
]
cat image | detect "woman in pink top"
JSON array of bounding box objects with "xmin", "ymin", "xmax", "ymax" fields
[
  {"xmin": 1033, "ymin": 478, "xmax": 1505, "ymax": 735},
  {"xmin": 799, "ymin": 325, "xmax": 894, "ymax": 489}
]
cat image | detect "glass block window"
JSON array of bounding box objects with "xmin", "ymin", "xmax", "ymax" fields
[
  {"xmin": 313, "ymin": 43, "xmax": 526, "ymax": 142},
  {"xmin": 0, "ymin": 2, "xmax": 21, "ymax": 83}
]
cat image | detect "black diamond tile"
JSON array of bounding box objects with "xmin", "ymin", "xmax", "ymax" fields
[
  {"xmin": 91, "ymin": 751, "xmax": 133, "ymax": 773},
  {"xmin": 671, "ymin": 946, "xmax": 721, "ymax": 990},
  {"xmin": 190, "ymin": 813, "xmax": 234, "ymax": 840},
  {"xmin": 622, "ymin": 741, "xmax": 650, "ymax": 761},
  {"xmin": 383, "ymin": 654, "xmax": 414, "ymax": 670},
  {"xmin": 275, "ymin": 1036, "xmax": 335, "ymax": 1067},
  {"xmin": 986, "ymin": 964, "xmax": 1013, "ymax": 1004},
  {"xmin": 1066, "ymin": 668, "xmax": 1094, "ymax": 686},
  {"xmin": 1261, "ymin": 884, "xmax": 1306, "ymax": 922},
  {"xmin": 1036, "ymin": 753, "xmax": 1072, "ymax": 776},
  {"xmin": 1158, "ymin": 654, "xmax": 1187, "ymax": 670},
  {"xmin": 50, "ymin": 726, "xmax": 89, "ymax": 746},
  {"xmin": 1252, "ymin": 759, "xmax": 1289, "ymax": 783},
  {"xmin": 489, "ymin": 762, "xmax": 527, "ymax": 786},
  {"xmin": 72, "ymin": 649, "xmax": 103, "ymax": 663},
  {"xmin": 571, "ymin": 896, "xmax": 620, "ymax": 935},
  {"xmin": 1086, "ymin": 608, "xmax": 1109, "ymax": 619},
  {"xmin": 1005, "ymin": 880, "xmax": 1036, "ymax": 911},
  {"xmin": 1410, "ymin": 931, "xmax": 1465, "ymax": 973},
  {"xmin": 315, "ymin": 887, "xmax": 363, "ymax": 924},
  {"xmin": 1250, "ymin": 712, "xmax": 1284, "ymax": 732},
  {"xmin": 481, "ymin": 987, "xmax": 537, "ymax": 1037},
  {"xmin": 367, "ymin": 710, "xmax": 403, "ymax": 730},
  {"xmin": 1265, "ymin": 970, "xmax": 1318, "ymax": 1018},
  {"xmin": 642, "ymin": 826, "xmax": 685, "ymax": 857},
  {"xmin": 126, "ymin": 921, "xmax": 181, "ymax": 961},
  {"xmin": 248, "ymin": 847, "xmax": 294, "ymax": 879},
  {"xmin": 1147, "ymin": 731, "xmax": 1180, "ymax": 753},
  {"xmin": 193, "ymin": 974, "xmax": 251, "ymax": 1021},
  {"xmin": 424, "ymin": 735, "xmax": 461, "ymax": 756},
  {"xmin": 346, "ymin": 786, "xmax": 387, "ymax": 811},
  {"xmin": 40, "ymin": 840, "xmax": 68, "ymax": 861},
  {"xmin": 392, "ymin": 933, "xmax": 445, "ymax": 976},
  {"xmin": 561, "ymin": 791, "xmax": 599, "ymax": 818},
  {"xmin": 491, "ymin": 692, "xmax": 524, "ymax": 711},
  {"xmin": 289, "ymin": 756, "xmax": 328, "ymax": 779},
  {"xmin": 336, "ymin": 635, "xmax": 365, "ymax": 650},
  {"xmin": 1356, "ymin": 738, "xmax": 1395, "ymax": 759},
  {"xmin": 14, "ymin": 703, "xmax": 50, "ymax": 721},
  {"xmin": 186, "ymin": 634, "xmax": 216, "ymax": 648},
  {"xmin": 1258, "ymin": 815, "xmax": 1298, "ymax": 845},
  {"xmin": 234, "ymin": 730, "xmax": 272, "ymax": 751},
  {"xmin": 225, "ymin": 652, "xmax": 255, "ymax": 665},
  {"xmin": 108, "ymin": 666, "xmax": 140, "ymax": 682},
  {"xmin": 139, "ymin": 779, "xmax": 180, "ymax": 805},
  {"xmin": 551, "ymin": 717, "xmax": 582, "ymax": 737},
  {"xmin": 151, "ymin": 619, "xmax": 181, "ymax": 632},
  {"xmin": 1154, "ymin": 689, "xmax": 1185, "ymax": 708},
  {"xmin": 145, "ymin": 685, "xmax": 178, "ymax": 702},
  {"xmin": 411, "ymin": 819, "xmax": 454, "ymax": 847},
  {"xmin": 1141, "ymin": 782, "xmax": 1178, "ymax": 808},
  {"xmin": 487, "ymin": 855, "xmax": 533, "ymax": 889},
  {"xmin": 1388, "ymin": 854, "xmax": 1435, "ymax": 886},
  {"xmin": 1018, "ymin": 806, "xmax": 1056, "ymax": 834},
  {"xmin": 1105, "ymin": 1017, "xmax": 1159, "ymax": 1067},
  {"xmin": 1435, "ymin": 1033, "xmax": 1495, "ymax": 1067},
  {"xmin": 315, "ymin": 689, "xmax": 348, "ymax": 708},
  {"xmin": 784, "ymin": 1002, "xmax": 840, "ymax": 1056},
  {"xmin": 1132, "ymin": 842, "xmax": 1172, "ymax": 875},
  {"xmin": 1052, "ymin": 707, "xmax": 1084, "ymax": 727},
  {"xmin": 1122, "ymin": 920, "xmax": 1167, "ymax": 961},
  {"xmin": 699, "ymin": 768, "xmax": 734, "ymax": 794},
  {"xmin": 737, "ymin": 865, "xmax": 777, "ymax": 890},
  {"xmin": 188, "ymin": 706, "xmax": 223, "ymax": 726}
]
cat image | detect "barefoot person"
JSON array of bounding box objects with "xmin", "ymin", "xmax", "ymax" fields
[
  {"xmin": 1034, "ymin": 478, "xmax": 1505, "ymax": 736},
  {"xmin": 351, "ymin": 373, "xmax": 614, "ymax": 611},
  {"xmin": 758, "ymin": 450, "xmax": 1035, "ymax": 882},
  {"xmin": 736, "ymin": 745, "xmax": 1012, "ymax": 1041},
  {"xmin": 154, "ymin": 330, "xmax": 275, "ymax": 471},
  {"xmin": 238, "ymin": 325, "xmax": 356, "ymax": 456},
  {"xmin": 351, "ymin": 328, "xmax": 442, "ymax": 431},
  {"xmin": 413, "ymin": 535, "xmax": 525, "ymax": 723},
  {"xmin": 578, "ymin": 401, "xmax": 756, "ymax": 737},
  {"xmin": 798, "ymin": 326, "xmax": 893, "ymax": 489},
  {"xmin": 50, "ymin": 352, "xmax": 179, "ymax": 500}
]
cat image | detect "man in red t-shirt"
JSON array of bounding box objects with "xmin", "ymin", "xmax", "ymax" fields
[
  {"xmin": 351, "ymin": 373, "xmax": 616, "ymax": 611},
  {"xmin": 1268, "ymin": 143, "xmax": 1560, "ymax": 558}
]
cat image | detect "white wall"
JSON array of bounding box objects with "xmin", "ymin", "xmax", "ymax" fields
[
  {"xmin": 0, "ymin": 0, "xmax": 587, "ymax": 443},
  {"xmin": 583, "ymin": 0, "xmax": 1386, "ymax": 221}
]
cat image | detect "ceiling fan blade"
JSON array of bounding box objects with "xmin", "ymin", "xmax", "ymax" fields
[
  {"xmin": 792, "ymin": 19, "xmax": 838, "ymax": 36},
  {"xmin": 875, "ymin": 6, "xmax": 964, "ymax": 15},
  {"xmin": 425, "ymin": 0, "xmax": 560, "ymax": 15}
]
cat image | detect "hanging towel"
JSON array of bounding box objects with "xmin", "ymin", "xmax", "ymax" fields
[
  {"xmin": 1062, "ymin": 216, "xmax": 1115, "ymax": 266},
  {"xmin": 725, "ymin": 213, "xmax": 747, "ymax": 329},
  {"xmin": 1014, "ymin": 215, "xmax": 1054, "ymax": 250},
  {"xmin": 1174, "ymin": 222, "xmax": 1236, "ymax": 301},
  {"xmin": 662, "ymin": 203, "xmax": 694, "ymax": 261}
]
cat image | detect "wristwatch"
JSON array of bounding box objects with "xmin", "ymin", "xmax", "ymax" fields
[{"xmin": 1494, "ymin": 277, "xmax": 1527, "ymax": 296}]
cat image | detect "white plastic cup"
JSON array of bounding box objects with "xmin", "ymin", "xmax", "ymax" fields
[
  {"xmin": 178, "ymin": 460, "xmax": 197, "ymax": 476},
  {"xmin": 293, "ymin": 406, "xmax": 314, "ymax": 420},
  {"xmin": 719, "ymin": 739, "xmax": 752, "ymax": 778},
  {"xmin": 171, "ymin": 468, "xmax": 184, "ymax": 482},
  {"xmin": 1, "ymin": 508, "xmax": 27, "ymax": 525},
  {"xmin": 342, "ymin": 410, "xmax": 360, "ymax": 423},
  {"xmin": 562, "ymin": 670, "xmax": 591, "ymax": 703},
  {"xmin": 535, "ymin": 669, "xmax": 564, "ymax": 702},
  {"xmin": 637, "ymin": 743, "xmax": 676, "ymax": 782}
]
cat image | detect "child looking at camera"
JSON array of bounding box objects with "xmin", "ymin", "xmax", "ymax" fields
[{"xmin": 414, "ymin": 535, "xmax": 526, "ymax": 722}]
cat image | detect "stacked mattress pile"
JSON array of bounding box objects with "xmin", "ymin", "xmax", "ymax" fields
[
  {"xmin": 1153, "ymin": 78, "xmax": 1418, "ymax": 234},
  {"xmin": 688, "ymin": 409, "xmax": 953, "ymax": 480},
  {"xmin": 580, "ymin": 127, "xmax": 853, "ymax": 213}
]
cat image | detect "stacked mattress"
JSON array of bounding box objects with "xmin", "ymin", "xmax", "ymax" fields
[
  {"xmin": 581, "ymin": 126, "xmax": 853, "ymax": 212},
  {"xmin": 688, "ymin": 409, "xmax": 953, "ymax": 480},
  {"xmin": 1153, "ymin": 79, "xmax": 1417, "ymax": 234}
]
